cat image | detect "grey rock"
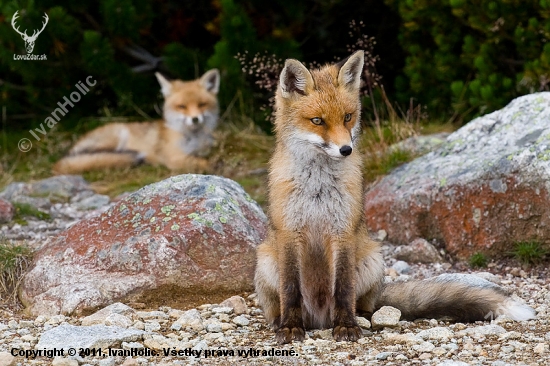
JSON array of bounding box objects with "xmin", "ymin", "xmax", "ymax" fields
[
  {"xmin": 52, "ymin": 358, "xmax": 78, "ymax": 366},
  {"xmin": 75, "ymin": 194, "xmax": 110, "ymax": 210},
  {"xmin": 413, "ymin": 341, "xmax": 436, "ymax": 353},
  {"xmin": 144, "ymin": 321, "xmax": 161, "ymax": 332},
  {"xmin": 220, "ymin": 295, "xmax": 248, "ymax": 315},
  {"xmin": 98, "ymin": 358, "xmax": 116, "ymax": 366},
  {"xmin": 391, "ymin": 260, "xmax": 411, "ymax": 274},
  {"xmin": 103, "ymin": 314, "xmax": 134, "ymax": 329},
  {"xmin": 205, "ymin": 320, "xmax": 223, "ymax": 332},
  {"xmin": 365, "ymin": 92, "xmax": 550, "ymax": 258},
  {"xmin": 371, "ymin": 306, "xmax": 401, "ymax": 329},
  {"xmin": 356, "ymin": 316, "xmax": 371, "ymax": 329},
  {"xmin": 391, "ymin": 132, "xmax": 450, "ymax": 156},
  {"xmin": 394, "ymin": 238, "xmax": 444, "ymax": 263},
  {"xmin": 36, "ymin": 324, "xmax": 144, "ymax": 350},
  {"xmin": 457, "ymin": 324, "xmax": 506, "ymax": 337},
  {"xmin": 0, "ymin": 352, "xmax": 15, "ymax": 366},
  {"xmin": 174, "ymin": 309, "xmax": 203, "ymax": 331},
  {"xmin": 417, "ymin": 327, "xmax": 454, "ymax": 340},
  {"xmin": 437, "ymin": 361, "xmax": 471, "ymax": 366},
  {"xmin": 375, "ymin": 351, "xmax": 394, "ymax": 360},
  {"xmin": 81, "ymin": 303, "xmax": 135, "ymax": 326},
  {"xmin": 232, "ymin": 315, "xmax": 250, "ymax": 327},
  {"xmin": 211, "ymin": 306, "xmax": 233, "ymax": 314},
  {"xmin": 29, "ymin": 175, "xmax": 90, "ymax": 201}
]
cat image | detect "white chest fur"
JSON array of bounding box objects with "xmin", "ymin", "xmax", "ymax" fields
[{"xmin": 281, "ymin": 145, "xmax": 355, "ymax": 234}]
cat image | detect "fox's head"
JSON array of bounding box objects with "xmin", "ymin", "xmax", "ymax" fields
[
  {"xmin": 155, "ymin": 69, "xmax": 220, "ymax": 135},
  {"xmin": 275, "ymin": 51, "xmax": 364, "ymax": 159}
]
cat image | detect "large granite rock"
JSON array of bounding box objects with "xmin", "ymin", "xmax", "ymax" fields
[
  {"xmin": 365, "ymin": 93, "xmax": 550, "ymax": 258},
  {"xmin": 21, "ymin": 174, "xmax": 267, "ymax": 315}
]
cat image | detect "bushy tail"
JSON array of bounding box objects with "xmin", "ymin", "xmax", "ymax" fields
[
  {"xmin": 376, "ymin": 274, "xmax": 535, "ymax": 322},
  {"xmin": 53, "ymin": 152, "xmax": 143, "ymax": 174}
]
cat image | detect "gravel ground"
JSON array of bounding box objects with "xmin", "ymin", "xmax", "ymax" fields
[{"xmin": 1, "ymin": 243, "xmax": 548, "ymax": 365}]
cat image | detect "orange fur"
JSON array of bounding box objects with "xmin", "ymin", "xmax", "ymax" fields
[{"xmin": 254, "ymin": 51, "xmax": 534, "ymax": 345}]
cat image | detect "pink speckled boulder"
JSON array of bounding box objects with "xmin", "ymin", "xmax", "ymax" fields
[{"xmin": 21, "ymin": 174, "xmax": 267, "ymax": 315}]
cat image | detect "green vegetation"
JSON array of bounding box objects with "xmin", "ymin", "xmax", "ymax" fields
[
  {"xmin": 386, "ymin": 0, "xmax": 550, "ymax": 122},
  {"xmin": 469, "ymin": 252, "xmax": 488, "ymax": 268},
  {"xmin": 0, "ymin": 238, "xmax": 33, "ymax": 308},
  {"xmin": 512, "ymin": 241, "xmax": 548, "ymax": 266},
  {"xmin": 13, "ymin": 202, "xmax": 51, "ymax": 221}
]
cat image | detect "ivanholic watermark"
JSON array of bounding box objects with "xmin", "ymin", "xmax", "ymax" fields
[
  {"xmin": 11, "ymin": 10, "xmax": 48, "ymax": 60},
  {"xmin": 18, "ymin": 76, "xmax": 97, "ymax": 152}
]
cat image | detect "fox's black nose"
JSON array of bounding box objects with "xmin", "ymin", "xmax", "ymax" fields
[
  {"xmin": 339, "ymin": 145, "xmax": 352, "ymax": 156},
  {"xmin": 192, "ymin": 116, "xmax": 200, "ymax": 124}
]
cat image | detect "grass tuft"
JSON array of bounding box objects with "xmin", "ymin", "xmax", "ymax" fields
[
  {"xmin": 512, "ymin": 241, "xmax": 547, "ymax": 265},
  {"xmin": 468, "ymin": 252, "xmax": 488, "ymax": 268},
  {"xmin": 0, "ymin": 238, "xmax": 33, "ymax": 308}
]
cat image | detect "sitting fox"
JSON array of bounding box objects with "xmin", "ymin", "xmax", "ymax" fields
[
  {"xmin": 53, "ymin": 69, "xmax": 220, "ymax": 174},
  {"xmin": 254, "ymin": 50, "xmax": 535, "ymax": 344}
]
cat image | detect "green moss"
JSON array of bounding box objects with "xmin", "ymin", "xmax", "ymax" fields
[
  {"xmin": 13, "ymin": 202, "xmax": 51, "ymax": 221},
  {"xmin": 161, "ymin": 205, "xmax": 175, "ymax": 215}
]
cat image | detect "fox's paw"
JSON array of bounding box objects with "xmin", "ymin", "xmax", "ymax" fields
[
  {"xmin": 333, "ymin": 324, "xmax": 362, "ymax": 342},
  {"xmin": 275, "ymin": 326, "xmax": 305, "ymax": 344}
]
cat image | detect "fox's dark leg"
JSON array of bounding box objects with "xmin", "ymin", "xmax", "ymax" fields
[
  {"xmin": 276, "ymin": 230, "xmax": 305, "ymax": 344},
  {"xmin": 332, "ymin": 238, "xmax": 362, "ymax": 342}
]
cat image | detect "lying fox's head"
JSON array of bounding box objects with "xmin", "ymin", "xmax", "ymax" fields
[
  {"xmin": 275, "ymin": 51, "xmax": 364, "ymax": 159},
  {"xmin": 155, "ymin": 69, "xmax": 220, "ymax": 135}
]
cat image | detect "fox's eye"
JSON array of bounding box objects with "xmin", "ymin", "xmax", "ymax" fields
[
  {"xmin": 311, "ymin": 117, "xmax": 324, "ymax": 125},
  {"xmin": 344, "ymin": 113, "xmax": 352, "ymax": 122},
  {"xmin": 198, "ymin": 102, "xmax": 207, "ymax": 108},
  {"xmin": 177, "ymin": 104, "xmax": 187, "ymax": 109}
]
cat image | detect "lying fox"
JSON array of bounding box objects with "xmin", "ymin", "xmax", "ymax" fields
[
  {"xmin": 254, "ymin": 50, "xmax": 534, "ymax": 344},
  {"xmin": 53, "ymin": 69, "xmax": 220, "ymax": 174}
]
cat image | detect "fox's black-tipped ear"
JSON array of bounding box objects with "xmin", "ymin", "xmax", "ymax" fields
[
  {"xmin": 200, "ymin": 69, "xmax": 220, "ymax": 94},
  {"xmin": 337, "ymin": 50, "xmax": 364, "ymax": 92},
  {"xmin": 155, "ymin": 72, "xmax": 172, "ymax": 97},
  {"xmin": 279, "ymin": 59, "xmax": 314, "ymax": 98}
]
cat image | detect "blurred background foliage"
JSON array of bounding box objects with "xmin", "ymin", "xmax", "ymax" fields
[{"xmin": 1, "ymin": 0, "xmax": 549, "ymax": 134}]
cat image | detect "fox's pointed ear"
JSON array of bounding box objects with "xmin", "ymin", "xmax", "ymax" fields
[
  {"xmin": 337, "ymin": 50, "xmax": 364, "ymax": 92},
  {"xmin": 200, "ymin": 69, "xmax": 220, "ymax": 94},
  {"xmin": 279, "ymin": 59, "xmax": 314, "ymax": 99},
  {"xmin": 155, "ymin": 72, "xmax": 172, "ymax": 97}
]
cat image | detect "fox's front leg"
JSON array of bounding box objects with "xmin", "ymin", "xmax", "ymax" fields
[
  {"xmin": 332, "ymin": 238, "xmax": 362, "ymax": 342},
  {"xmin": 276, "ymin": 230, "xmax": 305, "ymax": 344}
]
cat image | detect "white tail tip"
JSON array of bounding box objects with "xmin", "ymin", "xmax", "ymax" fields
[{"xmin": 501, "ymin": 300, "xmax": 536, "ymax": 321}]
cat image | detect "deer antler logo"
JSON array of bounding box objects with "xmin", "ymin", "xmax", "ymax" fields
[{"xmin": 11, "ymin": 11, "xmax": 49, "ymax": 54}]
